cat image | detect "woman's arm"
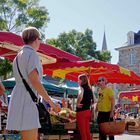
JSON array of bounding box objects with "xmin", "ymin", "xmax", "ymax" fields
[
  {"xmin": 110, "ymin": 95, "xmax": 115, "ymax": 118},
  {"xmin": 28, "ymin": 69, "xmax": 59, "ymax": 112},
  {"xmin": 76, "ymin": 87, "xmax": 84, "ymax": 108}
]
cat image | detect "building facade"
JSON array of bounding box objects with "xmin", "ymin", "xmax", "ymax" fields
[{"xmin": 115, "ymin": 30, "xmax": 140, "ymax": 91}]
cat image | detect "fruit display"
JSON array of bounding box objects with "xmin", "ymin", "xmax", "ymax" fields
[
  {"xmin": 50, "ymin": 108, "xmax": 76, "ymax": 124},
  {"xmin": 50, "ymin": 113, "xmax": 70, "ymax": 124},
  {"xmin": 59, "ymin": 108, "xmax": 76, "ymax": 121}
]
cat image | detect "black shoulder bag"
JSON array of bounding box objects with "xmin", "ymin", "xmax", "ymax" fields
[{"xmin": 16, "ymin": 58, "xmax": 51, "ymax": 133}]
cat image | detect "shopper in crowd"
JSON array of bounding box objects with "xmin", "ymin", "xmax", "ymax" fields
[
  {"xmin": 6, "ymin": 27, "xmax": 60, "ymax": 140},
  {"xmin": 0, "ymin": 79, "xmax": 7, "ymax": 108},
  {"xmin": 97, "ymin": 77, "xmax": 115, "ymax": 140},
  {"xmin": 76, "ymin": 74, "xmax": 94, "ymax": 140},
  {"xmin": 67, "ymin": 99, "xmax": 72, "ymax": 110},
  {"xmin": 62, "ymin": 98, "xmax": 67, "ymax": 108}
]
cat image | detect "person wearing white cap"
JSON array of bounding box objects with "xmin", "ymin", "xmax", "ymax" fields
[{"xmin": 96, "ymin": 77, "xmax": 115, "ymax": 140}]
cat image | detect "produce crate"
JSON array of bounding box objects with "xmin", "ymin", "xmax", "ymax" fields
[
  {"xmin": 64, "ymin": 122, "xmax": 99, "ymax": 131},
  {"xmin": 128, "ymin": 125, "xmax": 140, "ymax": 135},
  {"xmin": 41, "ymin": 122, "xmax": 99, "ymax": 136},
  {"xmin": 43, "ymin": 124, "xmax": 68, "ymax": 135},
  {"xmin": 64, "ymin": 123, "xmax": 76, "ymax": 130},
  {"xmin": 43, "ymin": 135, "xmax": 59, "ymax": 140}
]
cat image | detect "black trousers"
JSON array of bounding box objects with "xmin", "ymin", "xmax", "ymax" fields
[{"xmin": 97, "ymin": 112, "xmax": 114, "ymax": 140}]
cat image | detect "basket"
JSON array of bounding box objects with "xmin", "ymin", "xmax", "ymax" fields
[{"xmin": 99, "ymin": 120, "xmax": 125, "ymax": 136}]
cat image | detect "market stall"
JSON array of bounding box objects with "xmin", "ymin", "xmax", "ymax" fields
[
  {"xmin": 0, "ymin": 32, "xmax": 81, "ymax": 64},
  {"xmin": 2, "ymin": 31, "xmax": 140, "ymax": 139},
  {"xmin": 118, "ymin": 89, "xmax": 140, "ymax": 135},
  {"xmin": 118, "ymin": 89, "xmax": 140, "ymax": 113},
  {"xmin": 2, "ymin": 77, "xmax": 78, "ymax": 97},
  {"xmin": 1, "ymin": 77, "xmax": 82, "ymax": 139}
]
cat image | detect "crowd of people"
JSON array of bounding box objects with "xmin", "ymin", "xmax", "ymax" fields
[
  {"xmin": 0, "ymin": 26, "xmax": 117, "ymax": 140},
  {"xmin": 75, "ymin": 75, "xmax": 115, "ymax": 140}
]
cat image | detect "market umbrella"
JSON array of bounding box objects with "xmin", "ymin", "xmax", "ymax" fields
[
  {"xmin": 43, "ymin": 60, "xmax": 140, "ymax": 85},
  {"xmin": 0, "ymin": 32, "xmax": 81, "ymax": 64},
  {"xmin": 2, "ymin": 77, "xmax": 65, "ymax": 94},
  {"xmin": 2, "ymin": 77, "xmax": 78, "ymax": 95},
  {"xmin": 119, "ymin": 89, "xmax": 140, "ymax": 102}
]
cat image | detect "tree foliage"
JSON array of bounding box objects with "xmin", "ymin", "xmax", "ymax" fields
[
  {"xmin": 97, "ymin": 50, "xmax": 112, "ymax": 62},
  {"xmin": 0, "ymin": 58, "xmax": 12, "ymax": 79},
  {"xmin": 47, "ymin": 29, "xmax": 111, "ymax": 61},
  {"xmin": 0, "ymin": 0, "xmax": 50, "ymax": 78},
  {"xmin": 0, "ymin": 0, "xmax": 50, "ymax": 36}
]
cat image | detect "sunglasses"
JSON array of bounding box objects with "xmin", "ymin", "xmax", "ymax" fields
[
  {"xmin": 99, "ymin": 93, "xmax": 103, "ymax": 97},
  {"xmin": 98, "ymin": 79, "xmax": 105, "ymax": 82}
]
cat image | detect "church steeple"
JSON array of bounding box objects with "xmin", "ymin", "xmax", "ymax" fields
[{"xmin": 102, "ymin": 31, "xmax": 108, "ymax": 51}]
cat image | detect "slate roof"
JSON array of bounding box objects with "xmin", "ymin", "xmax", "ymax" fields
[{"xmin": 134, "ymin": 30, "xmax": 140, "ymax": 44}]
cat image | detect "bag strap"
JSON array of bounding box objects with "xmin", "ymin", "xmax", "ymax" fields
[{"xmin": 16, "ymin": 57, "xmax": 39, "ymax": 103}]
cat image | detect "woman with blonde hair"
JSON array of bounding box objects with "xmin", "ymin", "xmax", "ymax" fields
[{"xmin": 6, "ymin": 27, "xmax": 60, "ymax": 140}]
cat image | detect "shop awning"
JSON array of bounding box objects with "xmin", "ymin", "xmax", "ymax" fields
[{"xmin": 0, "ymin": 32, "xmax": 81, "ymax": 64}]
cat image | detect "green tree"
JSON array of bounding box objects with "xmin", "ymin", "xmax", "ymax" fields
[
  {"xmin": 47, "ymin": 29, "xmax": 111, "ymax": 61},
  {"xmin": 0, "ymin": 0, "xmax": 50, "ymax": 78},
  {"xmin": 0, "ymin": 0, "xmax": 50, "ymax": 36},
  {"xmin": 98, "ymin": 50, "xmax": 112, "ymax": 62},
  {"xmin": 0, "ymin": 58, "xmax": 12, "ymax": 79}
]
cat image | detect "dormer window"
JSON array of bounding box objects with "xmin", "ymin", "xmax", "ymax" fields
[{"xmin": 127, "ymin": 31, "xmax": 134, "ymax": 45}]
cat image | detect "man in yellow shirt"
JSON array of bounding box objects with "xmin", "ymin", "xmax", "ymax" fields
[{"xmin": 97, "ymin": 77, "xmax": 115, "ymax": 140}]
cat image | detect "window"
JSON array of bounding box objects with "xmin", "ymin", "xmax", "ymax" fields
[
  {"xmin": 129, "ymin": 53, "xmax": 135, "ymax": 65},
  {"xmin": 127, "ymin": 31, "xmax": 134, "ymax": 45}
]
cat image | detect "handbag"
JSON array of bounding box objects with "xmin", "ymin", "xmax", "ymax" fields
[{"xmin": 16, "ymin": 57, "xmax": 52, "ymax": 132}]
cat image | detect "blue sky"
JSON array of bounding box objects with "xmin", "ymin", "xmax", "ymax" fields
[{"xmin": 40, "ymin": 0, "xmax": 140, "ymax": 64}]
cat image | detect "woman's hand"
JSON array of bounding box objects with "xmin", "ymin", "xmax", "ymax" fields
[
  {"xmin": 77, "ymin": 103, "xmax": 83, "ymax": 108},
  {"xmin": 110, "ymin": 110, "xmax": 114, "ymax": 118},
  {"xmin": 53, "ymin": 104, "xmax": 61, "ymax": 113}
]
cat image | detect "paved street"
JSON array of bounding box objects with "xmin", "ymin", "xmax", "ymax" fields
[
  {"xmin": 115, "ymin": 134, "xmax": 140, "ymax": 140},
  {"xmin": 93, "ymin": 133, "xmax": 140, "ymax": 140}
]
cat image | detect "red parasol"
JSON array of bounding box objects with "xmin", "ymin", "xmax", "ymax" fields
[
  {"xmin": 0, "ymin": 32, "xmax": 81, "ymax": 64},
  {"xmin": 43, "ymin": 60, "xmax": 140, "ymax": 85},
  {"xmin": 119, "ymin": 89, "xmax": 140, "ymax": 102}
]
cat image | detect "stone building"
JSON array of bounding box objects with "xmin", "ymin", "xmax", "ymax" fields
[{"xmin": 115, "ymin": 30, "xmax": 140, "ymax": 92}]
